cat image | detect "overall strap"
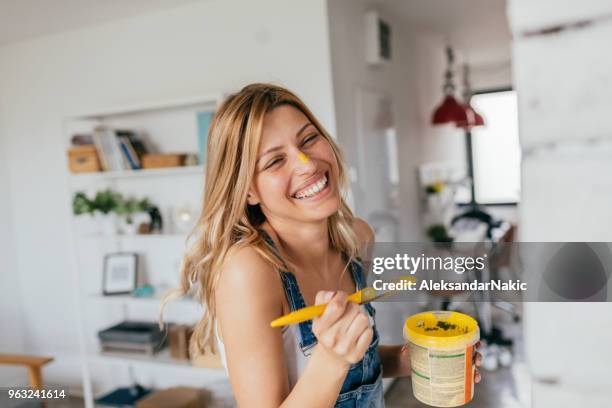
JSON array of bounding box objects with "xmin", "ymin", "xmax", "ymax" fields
[{"xmin": 259, "ymin": 229, "xmax": 318, "ymax": 351}]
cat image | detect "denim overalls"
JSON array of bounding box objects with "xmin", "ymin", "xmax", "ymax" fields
[{"xmin": 261, "ymin": 230, "xmax": 384, "ymax": 408}]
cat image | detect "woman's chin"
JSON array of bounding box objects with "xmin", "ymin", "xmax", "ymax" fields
[{"xmin": 296, "ymin": 195, "xmax": 341, "ymax": 221}]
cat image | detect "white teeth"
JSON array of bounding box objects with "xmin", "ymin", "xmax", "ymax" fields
[{"xmin": 294, "ymin": 175, "xmax": 328, "ymax": 199}]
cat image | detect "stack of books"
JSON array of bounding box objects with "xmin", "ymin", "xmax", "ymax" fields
[
  {"xmin": 93, "ymin": 126, "xmax": 148, "ymax": 171},
  {"xmin": 98, "ymin": 320, "xmax": 166, "ymax": 355}
]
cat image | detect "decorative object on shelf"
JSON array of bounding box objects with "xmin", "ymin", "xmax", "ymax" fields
[
  {"xmin": 98, "ymin": 320, "xmax": 165, "ymax": 355},
  {"xmin": 184, "ymin": 153, "xmax": 199, "ymax": 167},
  {"xmin": 197, "ymin": 111, "xmax": 214, "ymax": 165},
  {"xmin": 431, "ymin": 47, "xmax": 470, "ymax": 126},
  {"xmin": 92, "ymin": 189, "xmax": 122, "ymax": 236},
  {"xmin": 173, "ymin": 205, "xmax": 196, "ymax": 234},
  {"xmin": 168, "ymin": 324, "xmax": 194, "ymax": 360},
  {"xmin": 141, "ymin": 153, "xmax": 186, "ymax": 169},
  {"xmin": 103, "ymin": 252, "xmax": 138, "ymax": 295},
  {"xmin": 67, "ymin": 145, "xmax": 102, "ymax": 173},
  {"xmin": 72, "ymin": 191, "xmax": 99, "ymax": 235},
  {"xmin": 72, "ymin": 190, "xmax": 156, "ymax": 236},
  {"xmin": 131, "ymin": 284, "xmax": 155, "ymax": 298},
  {"xmin": 146, "ymin": 206, "xmax": 163, "ymax": 234},
  {"xmin": 116, "ymin": 197, "xmax": 153, "ymax": 235}
]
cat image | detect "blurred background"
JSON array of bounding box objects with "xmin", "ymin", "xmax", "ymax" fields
[{"xmin": 0, "ymin": 0, "xmax": 610, "ymax": 407}]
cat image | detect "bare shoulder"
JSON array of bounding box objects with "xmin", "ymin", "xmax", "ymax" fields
[
  {"xmin": 353, "ymin": 217, "xmax": 375, "ymax": 247},
  {"xmin": 216, "ymin": 245, "xmax": 283, "ymax": 324},
  {"xmin": 215, "ymin": 244, "xmax": 289, "ymax": 405}
]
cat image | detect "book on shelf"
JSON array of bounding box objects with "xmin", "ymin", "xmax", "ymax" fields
[
  {"xmin": 118, "ymin": 135, "xmax": 141, "ymax": 170},
  {"xmin": 92, "ymin": 127, "xmax": 149, "ymax": 171}
]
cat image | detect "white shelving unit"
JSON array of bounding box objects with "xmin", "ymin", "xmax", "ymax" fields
[
  {"xmin": 63, "ymin": 94, "xmax": 232, "ymax": 407},
  {"xmin": 70, "ymin": 164, "xmax": 205, "ymax": 182}
]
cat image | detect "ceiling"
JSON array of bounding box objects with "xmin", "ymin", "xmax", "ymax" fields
[
  {"xmin": 0, "ymin": 0, "xmax": 201, "ymax": 47},
  {"xmin": 0, "ymin": 0, "xmax": 512, "ymax": 66},
  {"xmin": 385, "ymin": 0, "xmax": 512, "ymax": 65}
]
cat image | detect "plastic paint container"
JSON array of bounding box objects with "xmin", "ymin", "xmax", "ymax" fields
[{"xmin": 404, "ymin": 311, "xmax": 480, "ymax": 407}]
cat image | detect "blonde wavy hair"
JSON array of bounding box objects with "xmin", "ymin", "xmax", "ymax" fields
[{"xmin": 161, "ymin": 83, "xmax": 361, "ymax": 357}]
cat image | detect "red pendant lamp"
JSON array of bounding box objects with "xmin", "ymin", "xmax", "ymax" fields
[
  {"xmin": 456, "ymin": 63, "xmax": 485, "ymax": 129},
  {"xmin": 431, "ymin": 47, "xmax": 470, "ymax": 125}
]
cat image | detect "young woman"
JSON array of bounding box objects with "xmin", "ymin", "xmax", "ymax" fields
[{"xmin": 168, "ymin": 83, "xmax": 481, "ymax": 407}]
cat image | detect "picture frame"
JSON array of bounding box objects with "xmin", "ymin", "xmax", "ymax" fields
[{"xmin": 102, "ymin": 252, "xmax": 138, "ymax": 295}]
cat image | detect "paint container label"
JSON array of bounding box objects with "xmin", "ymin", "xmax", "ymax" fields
[{"xmin": 408, "ymin": 342, "xmax": 475, "ymax": 407}]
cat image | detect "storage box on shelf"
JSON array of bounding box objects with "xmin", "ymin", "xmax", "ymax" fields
[{"xmin": 64, "ymin": 94, "xmax": 230, "ymax": 408}]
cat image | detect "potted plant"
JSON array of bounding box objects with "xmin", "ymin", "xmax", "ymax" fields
[
  {"xmin": 72, "ymin": 191, "xmax": 99, "ymax": 235},
  {"xmin": 116, "ymin": 197, "xmax": 152, "ymax": 235},
  {"xmin": 91, "ymin": 189, "xmax": 122, "ymax": 236}
]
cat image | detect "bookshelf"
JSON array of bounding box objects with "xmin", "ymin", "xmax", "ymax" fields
[
  {"xmin": 69, "ymin": 165, "xmax": 205, "ymax": 182},
  {"xmin": 64, "ymin": 94, "xmax": 231, "ymax": 407}
]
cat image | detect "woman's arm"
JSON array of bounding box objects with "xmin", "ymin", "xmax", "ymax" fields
[{"xmin": 217, "ymin": 247, "xmax": 373, "ymax": 407}]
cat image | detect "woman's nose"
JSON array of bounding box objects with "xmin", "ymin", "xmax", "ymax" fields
[
  {"xmin": 297, "ymin": 152, "xmax": 310, "ymax": 164},
  {"xmin": 293, "ymin": 150, "xmax": 316, "ymax": 173}
]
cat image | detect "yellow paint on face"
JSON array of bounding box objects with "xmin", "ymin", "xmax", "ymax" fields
[{"xmin": 297, "ymin": 151, "xmax": 310, "ymax": 163}]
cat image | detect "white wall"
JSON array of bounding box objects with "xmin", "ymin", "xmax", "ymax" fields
[
  {"xmin": 509, "ymin": 0, "xmax": 612, "ymax": 405},
  {"xmin": 0, "ymin": 0, "xmax": 336, "ymax": 388},
  {"xmin": 327, "ymin": 0, "xmax": 424, "ymax": 243},
  {"xmin": 326, "ymin": 0, "xmax": 430, "ymax": 346},
  {"xmin": 0, "ymin": 130, "xmax": 28, "ymax": 386}
]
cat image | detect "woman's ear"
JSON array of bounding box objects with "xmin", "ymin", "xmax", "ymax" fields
[{"xmin": 247, "ymin": 190, "xmax": 260, "ymax": 206}]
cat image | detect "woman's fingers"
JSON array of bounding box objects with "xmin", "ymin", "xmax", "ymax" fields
[
  {"xmin": 321, "ymin": 300, "xmax": 363, "ymax": 351},
  {"xmin": 312, "ymin": 290, "xmax": 373, "ymax": 365},
  {"xmin": 347, "ymin": 326, "xmax": 373, "ymax": 364},
  {"xmin": 314, "ymin": 290, "xmax": 334, "ymax": 306},
  {"xmin": 473, "ymin": 342, "xmax": 482, "ymax": 383},
  {"xmin": 313, "ymin": 291, "xmax": 348, "ymax": 334},
  {"xmin": 334, "ymin": 309, "xmax": 369, "ymax": 355}
]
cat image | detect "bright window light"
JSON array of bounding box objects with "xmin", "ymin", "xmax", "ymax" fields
[{"xmin": 471, "ymin": 90, "xmax": 521, "ymax": 204}]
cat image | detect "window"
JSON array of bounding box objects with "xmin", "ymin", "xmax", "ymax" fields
[{"xmin": 470, "ymin": 89, "xmax": 521, "ymax": 204}]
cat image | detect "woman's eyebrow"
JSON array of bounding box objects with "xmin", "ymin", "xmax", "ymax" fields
[
  {"xmin": 256, "ymin": 122, "xmax": 313, "ymax": 164},
  {"xmin": 296, "ymin": 122, "xmax": 312, "ymax": 137},
  {"xmin": 256, "ymin": 145, "xmax": 282, "ymax": 166}
]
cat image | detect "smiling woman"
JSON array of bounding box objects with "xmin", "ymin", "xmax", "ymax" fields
[
  {"xmin": 160, "ymin": 83, "xmax": 479, "ymax": 407},
  {"xmin": 246, "ymin": 104, "xmax": 341, "ymax": 225}
]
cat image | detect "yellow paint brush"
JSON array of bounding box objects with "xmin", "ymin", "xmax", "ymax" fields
[{"xmin": 270, "ymin": 277, "xmax": 414, "ymax": 328}]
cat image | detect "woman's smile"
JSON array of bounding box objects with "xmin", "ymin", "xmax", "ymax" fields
[{"xmin": 291, "ymin": 170, "xmax": 332, "ymax": 202}]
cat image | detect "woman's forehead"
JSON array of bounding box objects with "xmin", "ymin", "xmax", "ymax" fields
[{"xmin": 261, "ymin": 105, "xmax": 310, "ymax": 142}]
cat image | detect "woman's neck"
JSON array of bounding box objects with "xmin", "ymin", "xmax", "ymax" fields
[{"xmin": 262, "ymin": 219, "xmax": 336, "ymax": 277}]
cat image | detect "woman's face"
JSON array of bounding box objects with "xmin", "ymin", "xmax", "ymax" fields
[{"xmin": 248, "ymin": 105, "xmax": 341, "ymax": 224}]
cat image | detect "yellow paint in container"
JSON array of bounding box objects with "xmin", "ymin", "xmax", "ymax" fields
[{"xmin": 404, "ymin": 311, "xmax": 480, "ymax": 407}]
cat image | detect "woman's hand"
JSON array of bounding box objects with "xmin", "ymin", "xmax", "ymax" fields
[
  {"xmin": 473, "ymin": 341, "xmax": 483, "ymax": 383},
  {"xmin": 311, "ymin": 291, "xmax": 373, "ymax": 368}
]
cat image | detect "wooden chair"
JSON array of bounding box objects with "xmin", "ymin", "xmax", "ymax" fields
[{"xmin": 0, "ymin": 353, "xmax": 54, "ymax": 390}]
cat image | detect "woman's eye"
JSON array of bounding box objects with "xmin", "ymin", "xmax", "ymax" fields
[
  {"xmin": 302, "ymin": 134, "xmax": 319, "ymax": 146},
  {"xmin": 265, "ymin": 157, "xmax": 283, "ymax": 169}
]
